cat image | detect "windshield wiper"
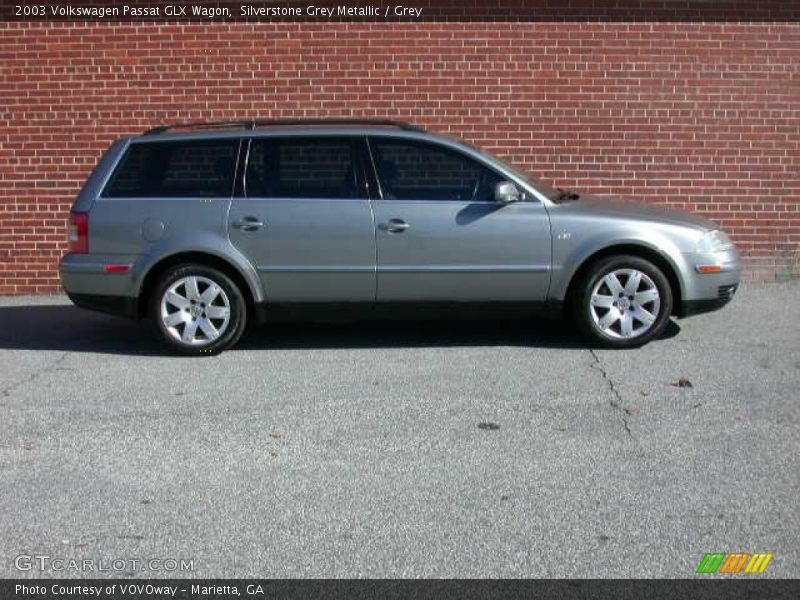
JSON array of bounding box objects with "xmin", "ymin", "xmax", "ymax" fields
[{"xmin": 556, "ymin": 187, "xmax": 581, "ymax": 202}]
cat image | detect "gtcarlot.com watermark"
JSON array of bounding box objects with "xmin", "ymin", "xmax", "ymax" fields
[{"xmin": 14, "ymin": 554, "xmax": 194, "ymax": 573}]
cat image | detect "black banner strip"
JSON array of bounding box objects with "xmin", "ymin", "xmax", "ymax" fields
[
  {"xmin": 3, "ymin": 579, "xmax": 800, "ymax": 600},
  {"xmin": 2, "ymin": 0, "xmax": 799, "ymax": 23}
]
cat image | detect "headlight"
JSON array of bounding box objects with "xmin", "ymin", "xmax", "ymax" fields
[{"xmin": 696, "ymin": 230, "xmax": 734, "ymax": 253}]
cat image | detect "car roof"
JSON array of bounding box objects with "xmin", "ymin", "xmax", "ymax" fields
[
  {"xmin": 138, "ymin": 119, "xmax": 424, "ymax": 137},
  {"xmin": 127, "ymin": 120, "xmax": 458, "ymax": 145}
]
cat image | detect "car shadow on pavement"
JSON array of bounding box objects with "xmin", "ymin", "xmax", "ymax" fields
[
  {"xmin": 0, "ymin": 304, "xmax": 680, "ymax": 355},
  {"xmin": 0, "ymin": 304, "xmax": 163, "ymax": 356}
]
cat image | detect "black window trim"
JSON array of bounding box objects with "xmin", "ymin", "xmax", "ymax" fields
[
  {"xmin": 101, "ymin": 138, "xmax": 241, "ymax": 200},
  {"xmin": 240, "ymin": 135, "xmax": 369, "ymax": 201},
  {"xmin": 235, "ymin": 138, "xmax": 250, "ymax": 198}
]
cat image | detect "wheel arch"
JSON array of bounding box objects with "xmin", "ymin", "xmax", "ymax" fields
[
  {"xmin": 136, "ymin": 251, "xmax": 258, "ymax": 320},
  {"xmin": 561, "ymin": 243, "xmax": 684, "ymax": 316}
]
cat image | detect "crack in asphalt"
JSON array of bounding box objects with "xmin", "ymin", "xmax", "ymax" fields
[
  {"xmin": 0, "ymin": 352, "xmax": 69, "ymax": 401},
  {"xmin": 589, "ymin": 349, "xmax": 636, "ymax": 442}
]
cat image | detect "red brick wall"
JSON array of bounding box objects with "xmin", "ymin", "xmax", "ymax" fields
[{"xmin": 1, "ymin": 16, "xmax": 798, "ymax": 293}]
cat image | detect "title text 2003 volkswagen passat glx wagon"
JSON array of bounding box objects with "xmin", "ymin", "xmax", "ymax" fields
[{"xmin": 60, "ymin": 119, "xmax": 740, "ymax": 355}]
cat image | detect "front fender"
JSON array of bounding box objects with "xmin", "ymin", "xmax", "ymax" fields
[{"xmin": 549, "ymin": 231, "xmax": 689, "ymax": 302}]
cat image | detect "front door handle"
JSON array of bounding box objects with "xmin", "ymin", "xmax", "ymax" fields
[
  {"xmin": 233, "ymin": 216, "xmax": 264, "ymax": 232},
  {"xmin": 380, "ymin": 218, "xmax": 410, "ymax": 233}
]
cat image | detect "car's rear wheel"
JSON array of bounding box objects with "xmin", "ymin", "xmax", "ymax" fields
[
  {"xmin": 151, "ymin": 264, "xmax": 247, "ymax": 355},
  {"xmin": 575, "ymin": 255, "xmax": 673, "ymax": 348}
]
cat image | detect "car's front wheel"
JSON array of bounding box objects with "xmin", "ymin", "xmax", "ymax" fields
[
  {"xmin": 151, "ymin": 264, "xmax": 247, "ymax": 355},
  {"xmin": 575, "ymin": 255, "xmax": 673, "ymax": 348}
]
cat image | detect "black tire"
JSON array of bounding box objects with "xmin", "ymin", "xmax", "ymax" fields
[
  {"xmin": 150, "ymin": 263, "xmax": 247, "ymax": 355},
  {"xmin": 574, "ymin": 254, "xmax": 673, "ymax": 348}
]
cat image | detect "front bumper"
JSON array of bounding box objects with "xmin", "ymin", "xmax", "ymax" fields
[
  {"xmin": 677, "ymin": 247, "xmax": 741, "ymax": 318},
  {"xmin": 680, "ymin": 283, "xmax": 738, "ymax": 317}
]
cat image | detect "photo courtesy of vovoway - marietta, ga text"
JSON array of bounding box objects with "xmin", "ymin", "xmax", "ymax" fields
[{"xmin": 16, "ymin": 582, "xmax": 259, "ymax": 598}]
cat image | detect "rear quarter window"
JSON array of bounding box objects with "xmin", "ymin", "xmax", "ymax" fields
[{"xmin": 104, "ymin": 140, "xmax": 238, "ymax": 198}]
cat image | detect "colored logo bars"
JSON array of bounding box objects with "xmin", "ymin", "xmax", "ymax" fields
[{"xmin": 696, "ymin": 553, "xmax": 773, "ymax": 574}]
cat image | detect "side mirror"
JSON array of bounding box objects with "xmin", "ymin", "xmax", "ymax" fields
[{"xmin": 494, "ymin": 181, "xmax": 521, "ymax": 204}]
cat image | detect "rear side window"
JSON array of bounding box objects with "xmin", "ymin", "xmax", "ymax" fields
[
  {"xmin": 104, "ymin": 140, "xmax": 237, "ymax": 198},
  {"xmin": 370, "ymin": 138, "xmax": 502, "ymax": 201},
  {"xmin": 245, "ymin": 137, "xmax": 359, "ymax": 199}
]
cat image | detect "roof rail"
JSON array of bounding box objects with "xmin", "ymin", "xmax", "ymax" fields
[{"xmin": 143, "ymin": 119, "xmax": 425, "ymax": 135}]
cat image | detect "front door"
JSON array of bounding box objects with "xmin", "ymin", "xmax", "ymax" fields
[
  {"xmin": 368, "ymin": 137, "xmax": 551, "ymax": 302},
  {"xmin": 228, "ymin": 136, "xmax": 375, "ymax": 302}
]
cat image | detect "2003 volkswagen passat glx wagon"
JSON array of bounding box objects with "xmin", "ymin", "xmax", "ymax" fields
[{"xmin": 60, "ymin": 119, "xmax": 741, "ymax": 355}]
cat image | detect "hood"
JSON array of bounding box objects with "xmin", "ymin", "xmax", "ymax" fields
[{"xmin": 557, "ymin": 195, "xmax": 716, "ymax": 232}]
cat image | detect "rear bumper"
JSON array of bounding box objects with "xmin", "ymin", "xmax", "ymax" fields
[
  {"xmin": 60, "ymin": 253, "xmax": 138, "ymax": 319},
  {"xmin": 66, "ymin": 292, "xmax": 138, "ymax": 319}
]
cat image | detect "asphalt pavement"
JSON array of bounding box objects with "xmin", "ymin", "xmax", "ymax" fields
[{"xmin": 0, "ymin": 283, "xmax": 798, "ymax": 578}]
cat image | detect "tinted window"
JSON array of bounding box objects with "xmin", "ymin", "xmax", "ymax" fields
[
  {"xmin": 370, "ymin": 139, "xmax": 503, "ymax": 201},
  {"xmin": 246, "ymin": 138, "xmax": 359, "ymax": 199},
  {"xmin": 105, "ymin": 140, "xmax": 237, "ymax": 198}
]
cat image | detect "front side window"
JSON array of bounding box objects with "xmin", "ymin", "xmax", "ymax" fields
[
  {"xmin": 369, "ymin": 138, "xmax": 503, "ymax": 201},
  {"xmin": 105, "ymin": 140, "xmax": 237, "ymax": 198},
  {"xmin": 245, "ymin": 137, "xmax": 359, "ymax": 199}
]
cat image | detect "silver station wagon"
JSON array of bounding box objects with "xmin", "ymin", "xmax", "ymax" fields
[{"xmin": 60, "ymin": 119, "xmax": 741, "ymax": 354}]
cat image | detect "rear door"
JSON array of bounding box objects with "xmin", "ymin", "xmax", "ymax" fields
[
  {"xmin": 368, "ymin": 137, "xmax": 552, "ymax": 302},
  {"xmin": 228, "ymin": 135, "xmax": 376, "ymax": 302}
]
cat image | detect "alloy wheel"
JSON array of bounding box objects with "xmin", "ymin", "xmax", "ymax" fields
[
  {"xmin": 159, "ymin": 275, "xmax": 231, "ymax": 346},
  {"xmin": 589, "ymin": 268, "xmax": 661, "ymax": 339}
]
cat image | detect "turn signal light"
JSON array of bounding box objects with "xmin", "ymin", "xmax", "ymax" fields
[{"xmin": 696, "ymin": 265, "xmax": 722, "ymax": 273}]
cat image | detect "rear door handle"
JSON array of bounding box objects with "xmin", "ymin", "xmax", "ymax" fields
[
  {"xmin": 380, "ymin": 218, "xmax": 410, "ymax": 233},
  {"xmin": 233, "ymin": 216, "xmax": 264, "ymax": 232}
]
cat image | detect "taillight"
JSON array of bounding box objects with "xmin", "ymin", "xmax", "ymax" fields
[{"xmin": 68, "ymin": 212, "xmax": 89, "ymax": 254}]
